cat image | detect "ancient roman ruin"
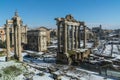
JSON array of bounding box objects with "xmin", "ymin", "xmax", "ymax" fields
[
  {"xmin": 36, "ymin": 27, "xmax": 51, "ymax": 45},
  {"xmin": 5, "ymin": 11, "xmax": 23, "ymax": 61},
  {"xmin": 2, "ymin": 11, "xmax": 120, "ymax": 80},
  {"xmin": 55, "ymin": 15, "xmax": 89, "ymax": 65},
  {"xmin": 27, "ymin": 28, "xmax": 47, "ymax": 52}
]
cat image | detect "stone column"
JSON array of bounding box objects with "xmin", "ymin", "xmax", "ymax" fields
[
  {"xmin": 38, "ymin": 36, "xmax": 41, "ymax": 51},
  {"xmin": 75, "ymin": 26, "xmax": 78, "ymax": 49},
  {"xmin": 67, "ymin": 26, "xmax": 69, "ymax": 50},
  {"xmin": 78, "ymin": 26, "xmax": 80, "ymax": 48},
  {"xmin": 83, "ymin": 26, "xmax": 86, "ymax": 48},
  {"xmin": 14, "ymin": 26, "xmax": 18, "ymax": 59},
  {"xmin": 57, "ymin": 23, "xmax": 61, "ymax": 53},
  {"xmin": 17, "ymin": 24, "xmax": 23, "ymax": 62},
  {"xmin": 5, "ymin": 23, "xmax": 10, "ymax": 61},
  {"xmin": 71, "ymin": 25, "xmax": 74, "ymax": 50},
  {"xmin": 25, "ymin": 25, "xmax": 27, "ymax": 44},
  {"xmin": 63, "ymin": 23, "xmax": 68, "ymax": 54},
  {"xmin": 11, "ymin": 26, "xmax": 14, "ymax": 45}
]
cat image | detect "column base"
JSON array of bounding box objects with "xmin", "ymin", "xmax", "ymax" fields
[
  {"xmin": 14, "ymin": 54, "xmax": 18, "ymax": 59},
  {"xmin": 18, "ymin": 57, "xmax": 23, "ymax": 62},
  {"xmin": 64, "ymin": 52, "xmax": 72, "ymax": 65},
  {"xmin": 6, "ymin": 57, "xmax": 11, "ymax": 62},
  {"xmin": 56, "ymin": 53, "xmax": 68, "ymax": 64},
  {"xmin": 56, "ymin": 52, "xmax": 72, "ymax": 65}
]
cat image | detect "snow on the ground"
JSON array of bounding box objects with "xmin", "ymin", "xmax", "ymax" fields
[
  {"xmin": 95, "ymin": 40, "xmax": 120, "ymax": 58},
  {"xmin": 0, "ymin": 47, "xmax": 117, "ymax": 80},
  {"xmin": 86, "ymin": 42, "xmax": 93, "ymax": 48},
  {"xmin": 112, "ymin": 45, "xmax": 120, "ymax": 59},
  {"xmin": 113, "ymin": 45, "xmax": 119, "ymax": 53},
  {"xmin": 0, "ymin": 48, "xmax": 3, "ymax": 51},
  {"xmin": 0, "ymin": 56, "xmax": 6, "ymax": 62},
  {"xmin": 51, "ymin": 40, "xmax": 57, "ymax": 44},
  {"xmin": 103, "ymin": 45, "xmax": 112, "ymax": 56},
  {"xmin": 79, "ymin": 74, "xmax": 112, "ymax": 80},
  {"xmin": 101, "ymin": 44, "xmax": 120, "ymax": 59},
  {"xmin": 24, "ymin": 55, "xmax": 115, "ymax": 80},
  {"xmin": 24, "ymin": 50, "xmax": 44, "ymax": 55},
  {"xmin": 48, "ymin": 45, "xmax": 57, "ymax": 48},
  {"xmin": 33, "ymin": 73, "xmax": 53, "ymax": 80},
  {"xmin": 0, "ymin": 58, "xmax": 15, "ymax": 69}
]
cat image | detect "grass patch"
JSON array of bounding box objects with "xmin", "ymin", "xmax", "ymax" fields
[
  {"xmin": 2, "ymin": 65, "xmax": 22, "ymax": 76},
  {"xmin": 10, "ymin": 56, "xmax": 22, "ymax": 63},
  {"xmin": 11, "ymin": 56, "xmax": 18, "ymax": 62},
  {"xmin": 0, "ymin": 51, "xmax": 5, "ymax": 57}
]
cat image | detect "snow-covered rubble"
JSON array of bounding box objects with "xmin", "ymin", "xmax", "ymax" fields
[
  {"xmin": 93, "ymin": 40, "xmax": 120, "ymax": 59},
  {"xmin": 0, "ymin": 47, "xmax": 117, "ymax": 80}
]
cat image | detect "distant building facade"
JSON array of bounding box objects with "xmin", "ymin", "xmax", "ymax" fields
[
  {"xmin": 0, "ymin": 27, "xmax": 6, "ymax": 42},
  {"xmin": 80, "ymin": 27, "xmax": 94, "ymax": 40},
  {"xmin": 92, "ymin": 25, "xmax": 103, "ymax": 39},
  {"xmin": 50, "ymin": 29, "xmax": 57, "ymax": 39},
  {"xmin": 27, "ymin": 29, "xmax": 47, "ymax": 52},
  {"xmin": 36, "ymin": 27, "xmax": 50, "ymax": 45}
]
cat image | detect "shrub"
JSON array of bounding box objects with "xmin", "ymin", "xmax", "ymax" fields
[{"xmin": 0, "ymin": 51, "xmax": 5, "ymax": 57}]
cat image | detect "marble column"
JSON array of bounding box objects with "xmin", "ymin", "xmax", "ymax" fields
[
  {"xmin": 5, "ymin": 23, "xmax": 10, "ymax": 61},
  {"xmin": 78, "ymin": 26, "xmax": 80, "ymax": 48},
  {"xmin": 67, "ymin": 26, "xmax": 69, "ymax": 50},
  {"xmin": 17, "ymin": 24, "xmax": 23, "ymax": 62},
  {"xmin": 25, "ymin": 26, "xmax": 27, "ymax": 43},
  {"xmin": 64, "ymin": 23, "xmax": 68, "ymax": 54},
  {"xmin": 57, "ymin": 23, "xmax": 61, "ymax": 53},
  {"xmin": 11, "ymin": 26, "xmax": 14, "ymax": 45},
  {"xmin": 83, "ymin": 26, "xmax": 86, "ymax": 48},
  {"xmin": 38, "ymin": 36, "xmax": 40, "ymax": 51},
  {"xmin": 14, "ymin": 26, "xmax": 18, "ymax": 58},
  {"xmin": 71, "ymin": 25, "xmax": 74, "ymax": 50},
  {"xmin": 75, "ymin": 26, "xmax": 78, "ymax": 49}
]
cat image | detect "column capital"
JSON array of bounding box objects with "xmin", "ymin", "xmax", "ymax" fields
[
  {"xmin": 80, "ymin": 21, "xmax": 85, "ymax": 26},
  {"xmin": 57, "ymin": 22, "xmax": 61, "ymax": 27},
  {"xmin": 4, "ymin": 24, "xmax": 9, "ymax": 27},
  {"xmin": 63, "ymin": 23, "xmax": 68, "ymax": 26}
]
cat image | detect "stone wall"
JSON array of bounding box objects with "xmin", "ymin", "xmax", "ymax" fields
[
  {"xmin": 36, "ymin": 27, "xmax": 50, "ymax": 45},
  {"xmin": 27, "ymin": 30, "xmax": 47, "ymax": 52}
]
